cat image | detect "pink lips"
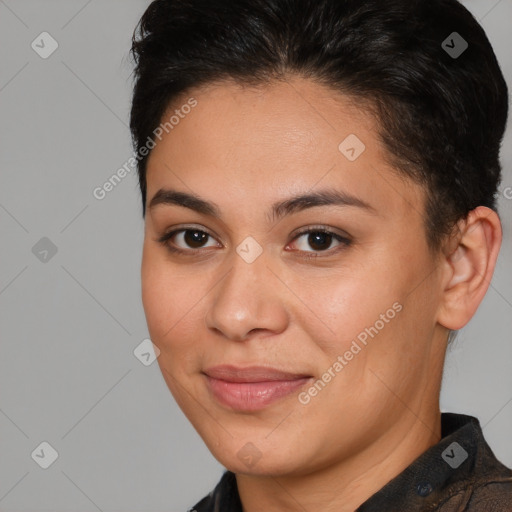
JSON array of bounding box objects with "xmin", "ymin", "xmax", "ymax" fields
[{"xmin": 203, "ymin": 365, "xmax": 312, "ymax": 411}]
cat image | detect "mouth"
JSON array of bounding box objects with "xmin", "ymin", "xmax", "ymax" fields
[{"xmin": 202, "ymin": 365, "xmax": 313, "ymax": 411}]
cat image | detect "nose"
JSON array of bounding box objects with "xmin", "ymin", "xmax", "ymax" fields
[{"xmin": 203, "ymin": 248, "xmax": 289, "ymax": 342}]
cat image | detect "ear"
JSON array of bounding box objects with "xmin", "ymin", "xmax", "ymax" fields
[{"xmin": 436, "ymin": 206, "xmax": 502, "ymax": 331}]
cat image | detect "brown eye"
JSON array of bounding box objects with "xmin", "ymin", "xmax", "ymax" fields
[
  {"xmin": 290, "ymin": 228, "xmax": 351, "ymax": 255},
  {"xmin": 181, "ymin": 229, "xmax": 209, "ymax": 248},
  {"xmin": 157, "ymin": 227, "xmax": 219, "ymax": 254},
  {"xmin": 305, "ymin": 231, "xmax": 334, "ymax": 251}
]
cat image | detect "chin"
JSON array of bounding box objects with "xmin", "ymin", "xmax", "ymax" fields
[{"xmin": 202, "ymin": 437, "xmax": 306, "ymax": 477}]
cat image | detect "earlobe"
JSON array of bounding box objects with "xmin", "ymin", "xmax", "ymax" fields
[{"xmin": 437, "ymin": 206, "xmax": 502, "ymax": 331}]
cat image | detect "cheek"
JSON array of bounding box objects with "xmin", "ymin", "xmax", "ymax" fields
[
  {"xmin": 141, "ymin": 249, "xmax": 167, "ymax": 334},
  {"xmin": 141, "ymin": 245, "xmax": 185, "ymax": 346},
  {"xmin": 141, "ymin": 244, "xmax": 207, "ymax": 368},
  {"xmin": 312, "ymin": 243, "xmax": 433, "ymax": 361},
  {"xmin": 311, "ymin": 263, "xmax": 400, "ymax": 343}
]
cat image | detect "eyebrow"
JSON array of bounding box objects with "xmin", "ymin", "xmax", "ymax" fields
[{"xmin": 148, "ymin": 187, "xmax": 377, "ymax": 221}]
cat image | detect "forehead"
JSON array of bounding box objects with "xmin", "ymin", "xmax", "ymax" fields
[
  {"xmin": 157, "ymin": 77, "xmax": 376, "ymax": 159},
  {"xmin": 145, "ymin": 76, "xmax": 424, "ymax": 221}
]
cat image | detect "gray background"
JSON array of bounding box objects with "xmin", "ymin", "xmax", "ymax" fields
[{"xmin": 0, "ymin": 1, "xmax": 511, "ymax": 511}]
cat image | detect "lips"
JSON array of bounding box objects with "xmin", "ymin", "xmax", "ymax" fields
[
  {"xmin": 203, "ymin": 365, "xmax": 311, "ymax": 382},
  {"xmin": 202, "ymin": 365, "xmax": 313, "ymax": 411}
]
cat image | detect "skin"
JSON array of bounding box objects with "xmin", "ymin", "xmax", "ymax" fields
[{"xmin": 141, "ymin": 76, "xmax": 502, "ymax": 512}]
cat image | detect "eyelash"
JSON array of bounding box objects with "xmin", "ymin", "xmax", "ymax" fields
[{"xmin": 156, "ymin": 225, "xmax": 352, "ymax": 260}]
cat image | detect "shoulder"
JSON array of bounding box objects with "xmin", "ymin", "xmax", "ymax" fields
[
  {"xmin": 462, "ymin": 473, "xmax": 512, "ymax": 511},
  {"xmin": 433, "ymin": 478, "xmax": 512, "ymax": 511}
]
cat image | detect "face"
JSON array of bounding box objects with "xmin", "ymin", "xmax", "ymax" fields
[{"xmin": 141, "ymin": 76, "xmax": 448, "ymax": 476}]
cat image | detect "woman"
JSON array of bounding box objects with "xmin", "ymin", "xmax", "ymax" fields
[{"xmin": 129, "ymin": 0, "xmax": 512, "ymax": 510}]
